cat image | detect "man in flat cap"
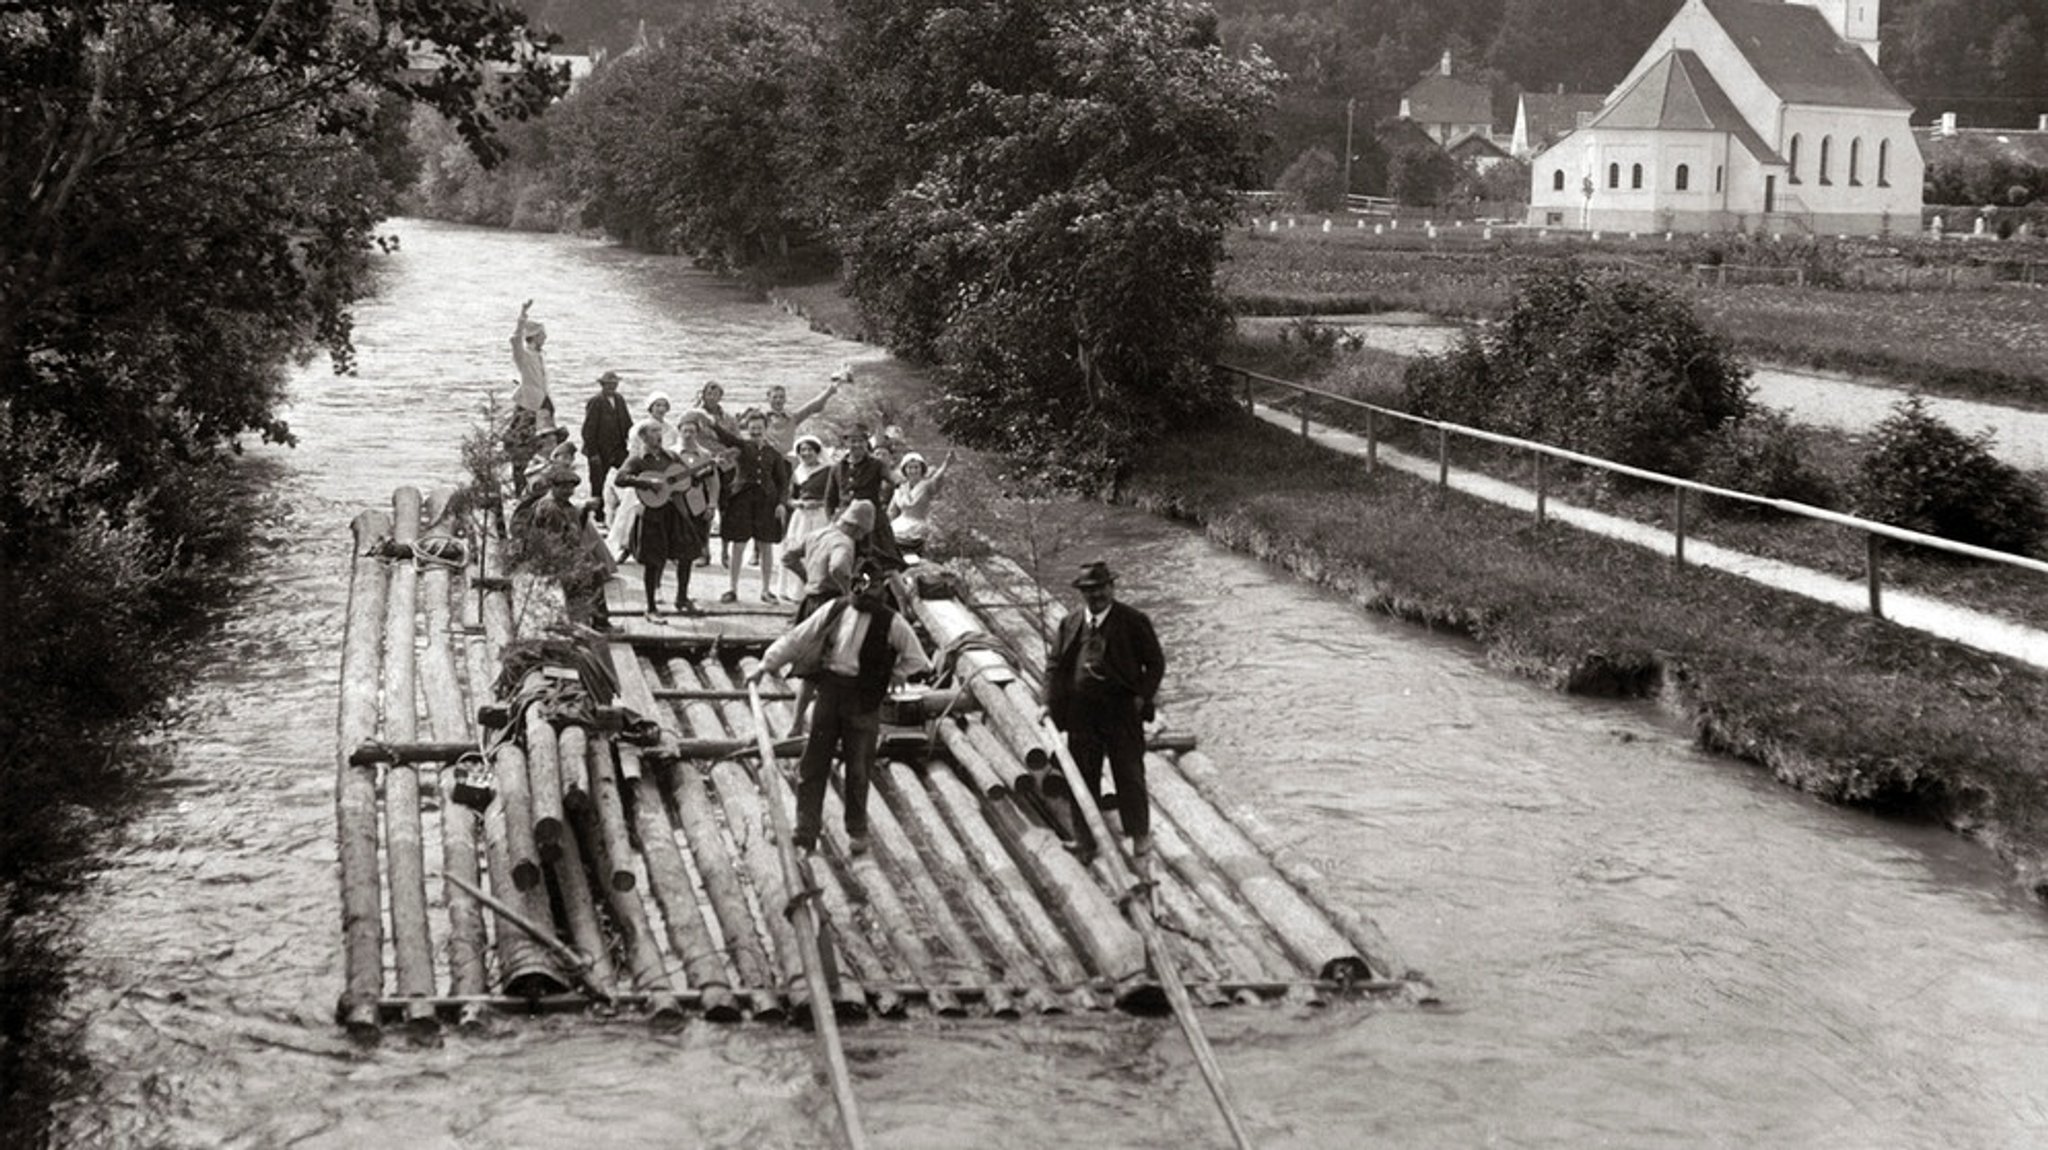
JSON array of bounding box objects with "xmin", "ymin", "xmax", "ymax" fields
[{"xmin": 1044, "ymin": 561, "xmax": 1165, "ymax": 866}]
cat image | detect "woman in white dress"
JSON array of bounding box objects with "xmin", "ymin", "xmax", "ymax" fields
[
  {"xmin": 606, "ymin": 393, "xmax": 680, "ymax": 560},
  {"xmin": 779, "ymin": 434, "xmax": 834, "ymax": 600},
  {"xmin": 887, "ymin": 448, "xmax": 954, "ymax": 555}
]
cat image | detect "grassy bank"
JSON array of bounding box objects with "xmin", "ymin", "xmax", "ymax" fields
[
  {"xmin": 1125, "ymin": 410, "xmax": 2048, "ymax": 899},
  {"xmin": 1226, "ymin": 333, "xmax": 2048, "ymax": 633}
]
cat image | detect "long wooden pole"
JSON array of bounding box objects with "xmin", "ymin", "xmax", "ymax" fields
[
  {"xmin": 418, "ymin": 491, "xmax": 489, "ymax": 1022},
  {"xmin": 337, "ymin": 511, "xmax": 391, "ymax": 1036},
  {"xmin": 381, "ymin": 487, "xmax": 439, "ymax": 1035},
  {"xmin": 746, "ymin": 686, "xmax": 869, "ymax": 1150},
  {"xmin": 1041, "ymin": 720, "xmax": 1254, "ymax": 1150}
]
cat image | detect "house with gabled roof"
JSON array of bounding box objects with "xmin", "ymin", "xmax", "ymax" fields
[
  {"xmin": 1401, "ymin": 51, "xmax": 1495, "ymax": 146},
  {"xmin": 1512, "ymin": 92, "xmax": 1606, "ymax": 158},
  {"xmin": 1527, "ymin": 0, "xmax": 1922, "ymax": 235}
]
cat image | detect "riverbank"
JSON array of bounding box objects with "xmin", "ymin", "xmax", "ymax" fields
[{"xmin": 765, "ymin": 278, "xmax": 2048, "ymax": 900}]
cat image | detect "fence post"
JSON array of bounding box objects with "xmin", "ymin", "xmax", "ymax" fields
[
  {"xmin": 1534, "ymin": 451, "xmax": 1547, "ymax": 523},
  {"xmin": 1364, "ymin": 408, "xmax": 1377, "ymax": 473},
  {"xmin": 1673, "ymin": 487, "xmax": 1687, "ymax": 567},
  {"xmin": 1866, "ymin": 533, "xmax": 1884, "ymax": 619},
  {"xmin": 1298, "ymin": 391, "xmax": 1309, "ymax": 439},
  {"xmin": 1437, "ymin": 427, "xmax": 1449, "ymax": 493}
]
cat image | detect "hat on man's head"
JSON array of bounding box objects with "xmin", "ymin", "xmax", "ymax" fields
[
  {"xmin": 837, "ymin": 499, "xmax": 876, "ymax": 535},
  {"xmin": 1073, "ymin": 561, "xmax": 1117, "ymax": 589},
  {"xmin": 525, "ymin": 321, "xmax": 547, "ymax": 341},
  {"xmin": 597, "ymin": 370, "xmax": 621, "ymax": 386}
]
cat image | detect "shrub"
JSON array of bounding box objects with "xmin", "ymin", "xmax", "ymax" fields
[
  {"xmin": 1402, "ymin": 267, "xmax": 1752, "ymax": 475},
  {"xmin": 1694, "ymin": 406, "xmax": 1839, "ymax": 513},
  {"xmin": 1275, "ymin": 147, "xmax": 1344, "ymax": 213},
  {"xmin": 1855, "ymin": 396, "xmax": 2047, "ymax": 555}
]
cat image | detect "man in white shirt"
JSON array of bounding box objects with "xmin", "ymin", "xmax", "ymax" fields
[{"xmin": 750, "ymin": 564, "xmax": 930, "ymax": 856}]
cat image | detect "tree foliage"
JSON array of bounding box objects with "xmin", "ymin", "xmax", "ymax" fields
[
  {"xmin": 1276, "ymin": 146, "xmax": 1345, "ymax": 211},
  {"xmin": 1856, "ymin": 396, "xmax": 2047, "ymax": 555},
  {"xmin": 813, "ymin": 0, "xmax": 1276, "ymax": 487},
  {"xmin": 1404, "ymin": 268, "xmax": 1753, "ymax": 476},
  {"xmin": 552, "ymin": 2, "xmax": 827, "ymax": 265}
]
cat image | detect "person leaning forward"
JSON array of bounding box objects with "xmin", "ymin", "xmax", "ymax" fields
[
  {"xmin": 749, "ymin": 564, "xmax": 931, "ymax": 857},
  {"xmin": 1043, "ymin": 561, "xmax": 1165, "ymax": 867}
]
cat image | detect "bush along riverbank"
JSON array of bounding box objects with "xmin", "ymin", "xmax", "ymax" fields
[{"xmin": 1125, "ymin": 411, "xmax": 2048, "ymax": 900}]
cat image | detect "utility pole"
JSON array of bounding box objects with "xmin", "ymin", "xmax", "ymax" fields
[{"xmin": 1343, "ymin": 97, "xmax": 1357, "ymax": 205}]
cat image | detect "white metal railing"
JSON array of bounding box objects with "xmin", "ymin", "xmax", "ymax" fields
[{"xmin": 1222, "ymin": 363, "xmax": 2048, "ymax": 620}]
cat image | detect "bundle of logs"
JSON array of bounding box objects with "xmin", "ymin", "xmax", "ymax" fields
[{"xmin": 335, "ymin": 486, "xmax": 1426, "ymax": 1037}]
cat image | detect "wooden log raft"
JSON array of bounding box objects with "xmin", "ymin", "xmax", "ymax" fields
[
  {"xmin": 1146, "ymin": 752, "xmax": 1372, "ymax": 984},
  {"xmin": 709, "ymin": 760, "xmax": 817, "ymax": 1019},
  {"xmin": 1173, "ymin": 750, "xmax": 1418, "ymax": 989},
  {"xmin": 473, "ymin": 540, "xmax": 568, "ymax": 996},
  {"xmin": 337, "ymin": 511, "xmax": 392, "ymax": 1036},
  {"xmin": 694, "ymin": 659, "xmax": 871, "ymax": 1020},
  {"xmin": 907, "ymin": 594, "xmax": 1054, "ymax": 779},
  {"xmin": 622, "ymin": 742, "xmax": 741, "ymax": 1021},
  {"xmin": 874, "ymin": 760, "xmax": 1061, "ymax": 1015},
  {"xmin": 380, "ymin": 487, "xmax": 440, "ymax": 1035},
  {"xmin": 930, "ymin": 722, "xmax": 1148, "ymax": 997},
  {"xmin": 416, "ymin": 489, "xmax": 489, "ymax": 1024}
]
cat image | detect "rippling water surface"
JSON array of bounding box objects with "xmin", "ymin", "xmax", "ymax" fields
[{"xmin": 56, "ymin": 220, "xmax": 2048, "ymax": 1148}]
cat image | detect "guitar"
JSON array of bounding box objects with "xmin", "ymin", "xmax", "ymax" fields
[{"xmin": 626, "ymin": 457, "xmax": 719, "ymax": 514}]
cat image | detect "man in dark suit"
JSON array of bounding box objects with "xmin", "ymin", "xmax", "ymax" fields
[
  {"xmin": 580, "ymin": 370, "xmax": 632, "ymax": 523},
  {"xmin": 1044, "ymin": 561, "xmax": 1165, "ymax": 866}
]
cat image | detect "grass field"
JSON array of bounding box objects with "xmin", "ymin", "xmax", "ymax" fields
[{"xmin": 1222, "ymin": 227, "xmax": 2048, "ymax": 408}]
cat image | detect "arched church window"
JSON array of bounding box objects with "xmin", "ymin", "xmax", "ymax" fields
[
  {"xmin": 1819, "ymin": 135, "xmax": 1833, "ymax": 185},
  {"xmin": 1675, "ymin": 164, "xmax": 1690, "ymax": 191},
  {"xmin": 1788, "ymin": 134, "xmax": 1802, "ymax": 183},
  {"xmin": 1631, "ymin": 163, "xmax": 1644, "ymax": 189}
]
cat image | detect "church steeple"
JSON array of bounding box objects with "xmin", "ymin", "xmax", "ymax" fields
[{"xmin": 1796, "ymin": 0, "xmax": 1882, "ymax": 65}]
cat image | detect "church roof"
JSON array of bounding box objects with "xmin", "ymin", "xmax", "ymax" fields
[
  {"xmin": 1591, "ymin": 48, "xmax": 1784, "ymax": 164},
  {"xmin": 1403, "ymin": 74, "xmax": 1494, "ymax": 128},
  {"xmin": 1701, "ymin": 0, "xmax": 1911, "ymax": 110}
]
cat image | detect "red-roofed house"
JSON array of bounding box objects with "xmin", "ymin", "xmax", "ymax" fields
[
  {"xmin": 1527, "ymin": 0, "xmax": 1922, "ymax": 235},
  {"xmin": 1400, "ymin": 51, "xmax": 1495, "ymax": 146}
]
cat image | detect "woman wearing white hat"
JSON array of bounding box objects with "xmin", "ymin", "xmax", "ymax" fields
[
  {"xmin": 887, "ymin": 447, "xmax": 954, "ymax": 555},
  {"xmin": 605, "ymin": 392, "xmax": 680, "ymax": 560}
]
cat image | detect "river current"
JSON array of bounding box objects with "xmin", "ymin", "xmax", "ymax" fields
[{"xmin": 52, "ymin": 220, "xmax": 2048, "ymax": 1148}]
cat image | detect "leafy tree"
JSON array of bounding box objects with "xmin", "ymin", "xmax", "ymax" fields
[
  {"xmin": 1404, "ymin": 267, "xmax": 1752, "ymax": 475},
  {"xmin": 815, "ymin": 0, "xmax": 1276, "ymax": 487},
  {"xmin": 1386, "ymin": 141, "xmax": 1457, "ymax": 205},
  {"xmin": 1276, "ymin": 146, "xmax": 1345, "ymax": 210},
  {"xmin": 1857, "ymin": 396, "xmax": 2046, "ymax": 555},
  {"xmin": 554, "ymin": 2, "xmax": 826, "ymax": 266}
]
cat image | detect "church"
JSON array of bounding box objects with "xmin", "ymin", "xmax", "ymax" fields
[{"xmin": 1526, "ymin": 0, "xmax": 1923, "ymax": 235}]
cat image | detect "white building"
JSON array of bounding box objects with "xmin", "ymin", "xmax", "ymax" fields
[{"xmin": 1527, "ymin": 0, "xmax": 1923, "ymax": 235}]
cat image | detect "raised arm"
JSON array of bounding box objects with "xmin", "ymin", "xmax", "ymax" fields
[{"xmin": 788, "ymin": 379, "xmax": 840, "ymax": 427}]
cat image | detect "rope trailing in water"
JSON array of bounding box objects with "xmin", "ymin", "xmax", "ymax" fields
[
  {"xmin": 1040, "ymin": 718, "xmax": 1256, "ymax": 1150},
  {"xmin": 746, "ymin": 684, "xmax": 869, "ymax": 1150}
]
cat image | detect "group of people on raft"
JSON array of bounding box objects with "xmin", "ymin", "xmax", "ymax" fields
[{"xmin": 501, "ymin": 302, "xmax": 1162, "ymax": 869}]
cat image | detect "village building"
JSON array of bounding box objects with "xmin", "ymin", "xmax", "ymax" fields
[
  {"xmin": 1511, "ymin": 92, "xmax": 1606, "ymax": 159},
  {"xmin": 1400, "ymin": 51, "xmax": 1495, "ymax": 147},
  {"xmin": 1527, "ymin": 0, "xmax": 1922, "ymax": 235}
]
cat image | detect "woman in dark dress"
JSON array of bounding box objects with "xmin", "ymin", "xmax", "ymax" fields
[
  {"xmin": 616, "ymin": 420, "xmax": 715, "ymax": 618},
  {"xmin": 823, "ymin": 423, "xmax": 904, "ymax": 570}
]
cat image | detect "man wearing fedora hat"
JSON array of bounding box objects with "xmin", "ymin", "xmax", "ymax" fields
[
  {"xmin": 581, "ymin": 370, "xmax": 632, "ymax": 523},
  {"xmin": 1044, "ymin": 561, "xmax": 1165, "ymax": 866}
]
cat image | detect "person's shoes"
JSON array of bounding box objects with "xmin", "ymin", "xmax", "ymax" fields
[
  {"xmin": 718, "ymin": 590, "xmax": 737, "ymax": 603},
  {"xmin": 847, "ymin": 834, "xmax": 869, "ymax": 858},
  {"xmin": 645, "ymin": 606, "xmax": 664, "ymax": 622},
  {"xmin": 759, "ymin": 590, "xmax": 780, "ymax": 603},
  {"xmin": 676, "ymin": 600, "xmax": 701, "ymax": 617}
]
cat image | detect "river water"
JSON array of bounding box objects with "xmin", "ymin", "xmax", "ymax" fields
[{"xmin": 53, "ymin": 220, "xmax": 2048, "ymax": 1148}]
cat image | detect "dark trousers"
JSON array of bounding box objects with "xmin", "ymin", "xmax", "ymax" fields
[
  {"xmin": 793, "ymin": 678, "xmax": 880, "ymax": 851},
  {"xmin": 1061, "ymin": 691, "xmax": 1149, "ymax": 845},
  {"xmin": 588, "ymin": 459, "xmax": 617, "ymax": 520}
]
